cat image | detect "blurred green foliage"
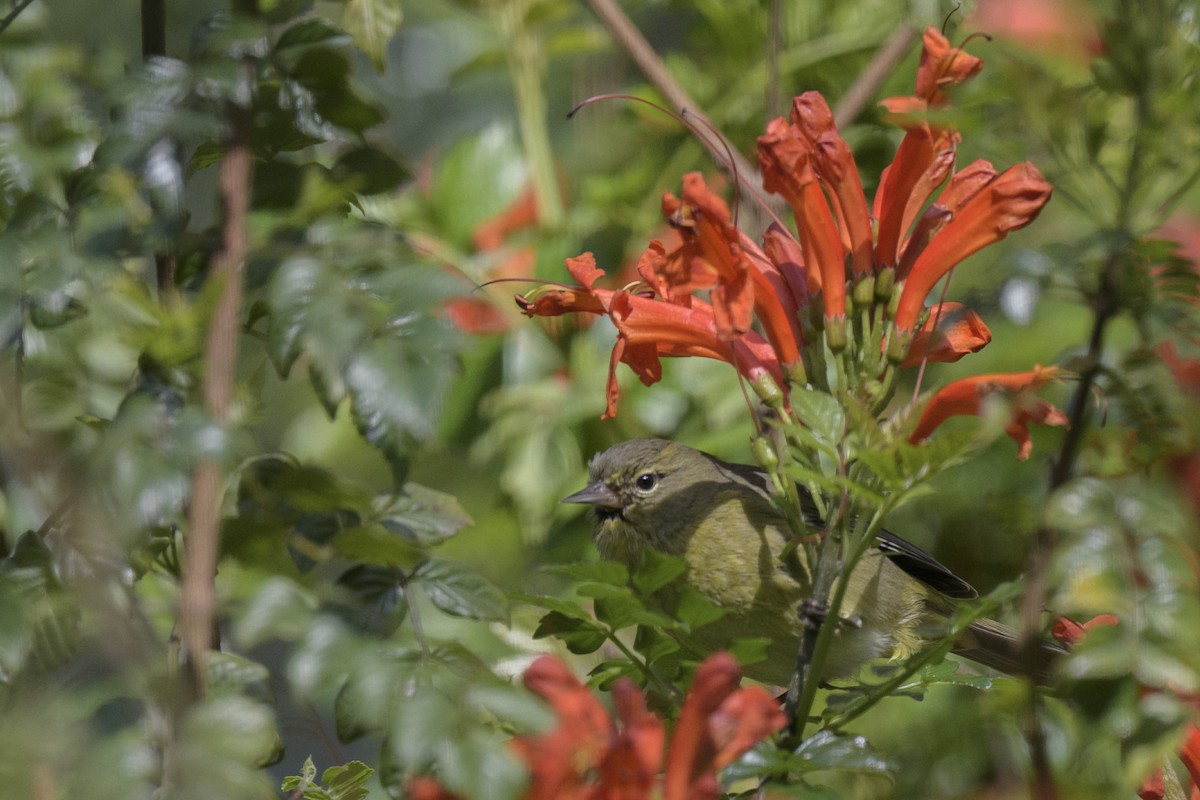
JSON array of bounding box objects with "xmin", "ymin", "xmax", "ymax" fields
[{"xmin": 0, "ymin": 0, "xmax": 1198, "ymax": 797}]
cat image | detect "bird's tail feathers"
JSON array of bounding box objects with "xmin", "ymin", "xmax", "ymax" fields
[{"xmin": 952, "ymin": 618, "xmax": 1066, "ymax": 684}]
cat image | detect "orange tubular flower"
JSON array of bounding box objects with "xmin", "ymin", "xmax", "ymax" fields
[
  {"xmin": 411, "ymin": 652, "xmax": 784, "ymax": 800},
  {"xmin": 908, "ymin": 365, "xmax": 1068, "ymax": 458},
  {"xmin": 758, "ymin": 116, "xmax": 848, "ymax": 323},
  {"xmin": 516, "ymin": 253, "xmax": 782, "ymax": 418},
  {"xmin": 893, "ymin": 162, "xmax": 1053, "ymax": 333},
  {"xmin": 792, "ymin": 93, "xmax": 874, "ymax": 277},
  {"xmin": 914, "ymin": 26, "xmax": 984, "ymax": 106},
  {"xmin": 518, "ymin": 26, "xmax": 1050, "ymax": 416},
  {"xmin": 901, "ymin": 302, "xmax": 992, "ymax": 369}
]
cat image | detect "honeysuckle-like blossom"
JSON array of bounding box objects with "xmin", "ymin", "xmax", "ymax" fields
[
  {"xmin": 1053, "ymin": 616, "xmax": 1200, "ymax": 800},
  {"xmin": 517, "ymin": 253, "xmax": 783, "ymax": 419},
  {"xmin": 908, "ymin": 365, "xmax": 1068, "ymax": 459},
  {"xmin": 518, "ymin": 27, "xmax": 1053, "ymax": 434},
  {"xmin": 408, "ymin": 652, "xmax": 786, "ymax": 800},
  {"xmin": 901, "ymin": 302, "xmax": 992, "ymax": 369}
]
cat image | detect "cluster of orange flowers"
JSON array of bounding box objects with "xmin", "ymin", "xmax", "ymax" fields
[
  {"xmin": 409, "ymin": 653, "xmax": 785, "ymax": 800},
  {"xmin": 519, "ymin": 27, "xmax": 1064, "ymax": 456}
]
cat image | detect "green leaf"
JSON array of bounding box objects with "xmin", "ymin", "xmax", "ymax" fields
[
  {"xmin": 465, "ymin": 684, "xmax": 555, "ymax": 733},
  {"xmin": 345, "ymin": 340, "xmax": 451, "ymax": 483},
  {"xmin": 334, "ymin": 524, "xmax": 425, "ymax": 569},
  {"xmin": 334, "ymin": 656, "xmax": 411, "ymax": 742},
  {"xmin": 387, "ymin": 690, "xmax": 457, "ymax": 769},
  {"xmin": 633, "ymin": 624, "xmax": 681, "ymax": 663},
  {"xmin": 321, "ymin": 761, "xmax": 373, "ymax": 800},
  {"xmin": 435, "ymin": 727, "xmax": 528, "ymax": 800},
  {"xmin": 377, "ymin": 483, "xmax": 474, "ymax": 545},
  {"xmin": 341, "ymin": 0, "xmax": 403, "ymax": 72},
  {"xmin": 206, "ymin": 652, "xmax": 275, "ymax": 705},
  {"xmin": 792, "ymin": 730, "xmax": 891, "ymax": 774},
  {"xmin": 632, "ymin": 550, "xmax": 687, "ymax": 594},
  {"xmin": 415, "ymin": 558, "xmax": 507, "ymax": 621},
  {"xmin": 289, "ymin": 47, "xmax": 385, "ymax": 133},
  {"xmin": 188, "ymin": 140, "xmax": 225, "ymax": 176},
  {"xmin": 547, "ymin": 560, "xmax": 629, "ymax": 585},
  {"xmin": 275, "ymin": 18, "xmax": 349, "ymax": 52},
  {"xmin": 333, "ymin": 564, "xmax": 408, "ymax": 636},
  {"xmin": 332, "ymin": 145, "xmax": 409, "ymax": 195},
  {"xmin": 727, "ymin": 636, "xmax": 772, "ymax": 668},
  {"xmin": 673, "ymin": 584, "xmax": 729, "ymax": 629},
  {"xmin": 511, "ymin": 593, "xmax": 593, "ymax": 620},
  {"xmin": 532, "ymin": 610, "xmax": 607, "ymax": 654}
]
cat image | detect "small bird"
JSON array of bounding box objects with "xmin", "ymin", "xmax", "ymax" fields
[{"xmin": 563, "ymin": 438, "xmax": 1054, "ymax": 685}]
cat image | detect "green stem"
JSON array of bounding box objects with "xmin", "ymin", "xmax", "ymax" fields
[
  {"xmin": 606, "ymin": 629, "xmax": 680, "ymax": 702},
  {"xmin": 823, "ymin": 599, "xmax": 995, "ymax": 731},
  {"xmin": 497, "ymin": 0, "xmax": 563, "ymax": 229}
]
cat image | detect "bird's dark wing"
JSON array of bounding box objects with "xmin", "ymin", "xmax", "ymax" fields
[
  {"xmin": 875, "ymin": 528, "xmax": 978, "ymax": 599},
  {"xmin": 712, "ymin": 454, "xmax": 978, "ymax": 599}
]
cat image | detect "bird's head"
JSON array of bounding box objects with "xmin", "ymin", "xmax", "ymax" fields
[{"xmin": 562, "ymin": 438, "xmax": 706, "ymax": 564}]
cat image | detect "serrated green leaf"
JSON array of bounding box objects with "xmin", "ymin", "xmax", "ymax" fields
[
  {"xmin": 415, "ymin": 559, "xmax": 507, "ymax": 621},
  {"xmin": 321, "ymin": 761, "xmax": 373, "ymax": 800}
]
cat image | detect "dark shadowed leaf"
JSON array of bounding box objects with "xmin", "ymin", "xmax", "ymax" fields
[
  {"xmin": 377, "ymin": 482, "xmax": 474, "ymax": 545},
  {"xmin": 275, "ymin": 18, "xmax": 349, "ymax": 52},
  {"xmin": 414, "ymin": 558, "xmax": 507, "ymax": 621},
  {"xmin": 532, "ymin": 611, "xmax": 607, "ymax": 654}
]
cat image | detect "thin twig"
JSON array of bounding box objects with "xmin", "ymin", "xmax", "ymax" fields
[
  {"xmin": 833, "ymin": 24, "xmax": 917, "ymax": 130},
  {"xmin": 0, "ymin": 0, "xmax": 36, "ymax": 37},
  {"xmin": 583, "ymin": 0, "xmax": 775, "ymax": 227},
  {"xmin": 141, "ymin": 0, "xmax": 166, "ymax": 58},
  {"xmin": 180, "ymin": 81, "xmax": 253, "ymax": 698}
]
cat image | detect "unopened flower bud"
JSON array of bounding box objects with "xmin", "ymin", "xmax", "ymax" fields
[
  {"xmin": 751, "ymin": 372, "xmax": 785, "ymax": 408},
  {"xmin": 874, "ymin": 267, "xmax": 895, "ymax": 303},
  {"xmin": 886, "ymin": 326, "xmax": 912, "ymax": 364},
  {"xmin": 825, "ymin": 315, "xmax": 847, "ymax": 352},
  {"xmin": 852, "ymin": 276, "xmax": 875, "ymax": 308},
  {"xmin": 752, "ymin": 436, "xmax": 779, "ymax": 472}
]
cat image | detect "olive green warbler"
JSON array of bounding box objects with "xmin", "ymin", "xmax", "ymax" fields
[{"xmin": 563, "ymin": 438, "xmax": 1052, "ymax": 684}]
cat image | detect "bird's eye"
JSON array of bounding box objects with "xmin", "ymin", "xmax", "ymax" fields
[{"xmin": 635, "ymin": 473, "xmax": 658, "ymax": 492}]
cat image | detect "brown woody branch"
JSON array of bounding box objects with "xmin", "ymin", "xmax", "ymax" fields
[{"xmin": 179, "ymin": 91, "xmax": 252, "ymax": 698}]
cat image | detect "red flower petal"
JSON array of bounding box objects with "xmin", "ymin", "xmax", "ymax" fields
[
  {"xmin": 914, "ymin": 26, "xmax": 984, "ymax": 106},
  {"xmin": 894, "ymin": 162, "xmax": 1053, "ymax": 332},
  {"xmin": 758, "ymin": 118, "xmax": 847, "ymax": 321},
  {"xmin": 908, "ymin": 365, "xmax": 1068, "ymax": 458},
  {"xmin": 900, "ymin": 302, "xmax": 992, "ymax": 368},
  {"xmin": 792, "ymin": 92, "xmax": 874, "ymax": 277}
]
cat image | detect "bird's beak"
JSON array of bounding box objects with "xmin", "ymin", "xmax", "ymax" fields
[{"xmin": 561, "ymin": 481, "xmax": 622, "ymax": 510}]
